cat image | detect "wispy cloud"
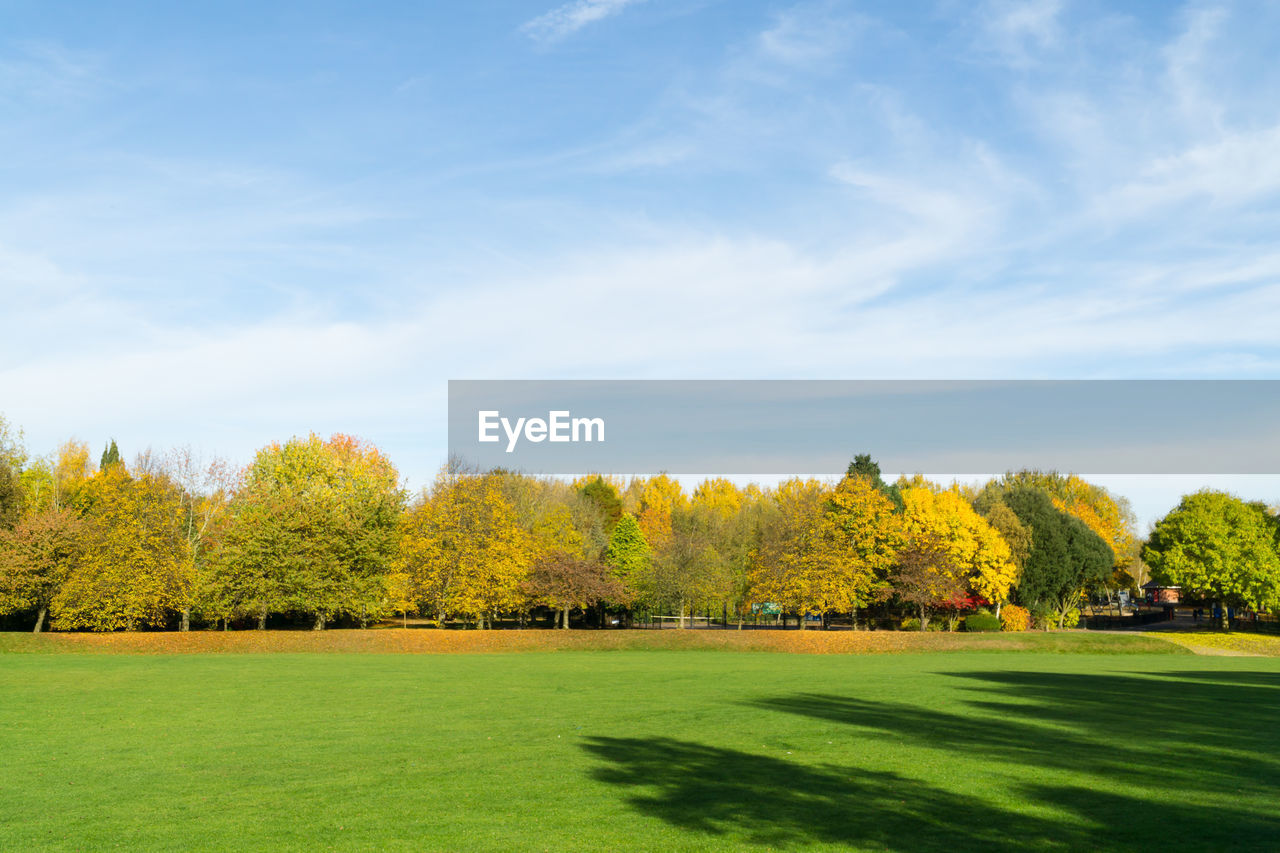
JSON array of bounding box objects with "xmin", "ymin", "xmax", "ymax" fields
[
  {"xmin": 0, "ymin": 39, "xmax": 102, "ymax": 103},
  {"xmin": 975, "ymin": 0, "xmax": 1064, "ymax": 67},
  {"xmin": 756, "ymin": 3, "xmax": 865, "ymax": 69},
  {"xmin": 522, "ymin": 0, "xmax": 646, "ymax": 44}
]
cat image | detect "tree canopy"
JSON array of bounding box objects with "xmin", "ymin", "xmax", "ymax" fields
[{"xmin": 1144, "ymin": 490, "xmax": 1280, "ymax": 611}]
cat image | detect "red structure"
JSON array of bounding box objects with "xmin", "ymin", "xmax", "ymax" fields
[{"xmin": 1141, "ymin": 581, "xmax": 1180, "ymax": 605}]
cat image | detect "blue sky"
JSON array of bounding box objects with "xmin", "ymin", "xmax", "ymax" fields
[{"xmin": 3, "ymin": 0, "xmax": 1280, "ymax": 524}]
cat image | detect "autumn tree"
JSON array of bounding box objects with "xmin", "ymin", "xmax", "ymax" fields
[
  {"xmin": 164, "ymin": 448, "xmax": 237, "ymax": 630},
  {"xmin": 635, "ymin": 500, "xmax": 727, "ymax": 628},
  {"xmin": 522, "ymin": 551, "xmax": 629, "ymax": 629},
  {"xmin": 846, "ymin": 453, "xmax": 903, "ymax": 510},
  {"xmin": 823, "ymin": 474, "xmax": 903, "ymax": 625},
  {"xmin": 208, "ymin": 434, "xmax": 402, "ymax": 629},
  {"xmin": 0, "ymin": 507, "xmax": 85, "ymax": 632},
  {"xmin": 692, "ymin": 479, "xmax": 758, "ymax": 628},
  {"xmin": 999, "ymin": 471, "xmax": 1138, "ymax": 591},
  {"xmin": 635, "ymin": 473, "xmax": 685, "ymax": 552},
  {"xmin": 968, "ymin": 487, "xmax": 1033, "ymax": 615},
  {"xmin": 54, "ymin": 464, "xmax": 193, "ymax": 631},
  {"xmin": 891, "ymin": 537, "xmax": 966, "ymax": 630},
  {"xmin": 0, "ymin": 415, "xmax": 26, "ymax": 473},
  {"xmin": 0, "ymin": 460, "xmax": 20, "ymax": 530},
  {"xmin": 20, "ymin": 440, "xmax": 97, "ymax": 513},
  {"xmin": 395, "ymin": 469, "xmax": 531, "ymax": 629},
  {"xmin": 751, "ymin": 477, "xmax": 900, "ymax": 629},
  {"xmin": 1143, "ymin": 491, "xmax": 1280, "ymax": 616},
  {"xmin": 900, "ymin": 485, "xmax": 1017, "ymax": 614}
]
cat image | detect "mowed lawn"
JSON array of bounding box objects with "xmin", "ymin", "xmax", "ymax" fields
[{"xmin": 2, "ymin": 643, "xmax": 1279, "ymax": 851}]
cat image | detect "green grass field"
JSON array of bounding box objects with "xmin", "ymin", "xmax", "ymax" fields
[{"xmin": 3, "ymin": 640, "xmax": 1279, "ymax": 851}]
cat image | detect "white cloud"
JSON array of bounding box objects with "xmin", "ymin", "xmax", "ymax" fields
[
  {"xmin": 1163, "ymin": 4, "xmax": 1228, "ymax": 128},
  {"xmin": 757, "ymin": 3, "xmax": 864, "ymax": 68},
  {"xmin": 1098, "ymin": 123, "xmax": 1280, "ymax": 219},
  {"xmin": 976, "ymin": 0, "xmax": 1064, "ymax": 67},
  {"xmin": 0, "ymin": 40, "xmax": 101, "ymax": 103},
  {"xmin": 522, "ymin": 0, "xmax": 646, "ymax": 43}
]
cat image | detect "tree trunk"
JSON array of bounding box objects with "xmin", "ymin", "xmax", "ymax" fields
[
  {"xmin": 679, "ymin": 603, "xmax": 687, "ymax": 629},
  {"xmin": 851, "ymin": 606, "xmax": 858, "ymax": 631},
  {"xmin": 995, "ymin": 601, "xmax": 1002, "ymax": 619},
  {"xmin": 314, "ymin": 613, "xmax": 325, "ymax": 631},
  {"xmin": 257, "ymin": 611, "xmax": 267, "ymax": 630},
  {"xmin": 798, "ymin": 612, "xmax": 807, "ymax": 630},
  {"xmin": 560, "ymin": 607, "xmax": 568, "ymax": 629},
  {"xmin": 180, "ymin": 609, "xmax": 190, "ymax": 632},
  {"xmin": 33, "ymin": 606, "xmax": 46, "ymax": 634},
  {"xmin": 919, "ymin": 605, "xmax": 928, "ymax": 631}
]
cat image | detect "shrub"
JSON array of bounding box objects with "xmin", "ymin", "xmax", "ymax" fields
[
  {"xmin": 1062, "ymin": 608, "xmax": 1081, "ymax": 629},
  {"xmin": 1000, "ymin": 605, "xmax": 1031, "ymax": 632},
  {"xmin": 964, "ymin": 612, "xmax": 1002, "ymax": 632},
  {"xmin": 900, "ymin": 617, "xmax": 921, "ymax": 631}
]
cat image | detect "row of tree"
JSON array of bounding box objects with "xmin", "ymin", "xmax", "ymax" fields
[{"xmin": 1, "ymin": 415, "xmax": 1277, "ymax": 632}]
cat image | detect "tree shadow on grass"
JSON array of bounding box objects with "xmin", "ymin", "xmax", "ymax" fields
[
  {"xmin": 582, "ymin": 735, "xmax": 1275, "ymax": 851},
  {"xmin": 583, "ymin": 669, "xmax": 1280, "ymax": 850},
  {"xmin": 747, "ymin": 676, "xmax": 1280, "ymax": 799},
  {"xmin": 583, "ymin": 735, "xmax": 1080, "ymax": 852}
]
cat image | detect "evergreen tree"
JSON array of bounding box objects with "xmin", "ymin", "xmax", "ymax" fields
[
  {"xmin": 1004, "ymin": 487, "xmax": 1112, "ymax": 627},
  {"xmin": 845, "ymin": 453, "xmax": 904, "ymax": 510},
  {"xmin": 100, "ymin": 439, "xmax": 121, "ymax": 470},
  {"xmin": 579, "ymin": 475, "xmax": 623, "ymax": 534}
]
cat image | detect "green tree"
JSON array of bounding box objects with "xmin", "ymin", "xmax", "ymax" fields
[
  {"xmin": 606, "ymin": 513, "xmax": 650, "ymax": 584},
  {"xmin": 1143, "ymin": 491, "xmax": 1280, "ymax": 616},
  {"xmin": 100, "ymin": 439, "xmax": 121, "ymax": 470},
  {"xmin": 968, "ymin": 492, "xmax": 1031, "ymax": 616},
  {"xmin": 1004, "ymin": 487, "xmax": 1112, "ymax": 628},
  {"xmin": 997, "ymin": 470, "xmax": 1137, "ymax": 588},
  {"xmin": 846, "ymin": 453, "xmax": 904, "ymax": 510},
  {"xmin": 208, "ymin": 434, "xmax": 403, "ymax": 629},
  {"xmin": 635, "ymin": 501, "xmax": 726, "ymax": 628},
  {"xmin": 578, "ymin": 475, "xmax": 623, "ymax": 534}
]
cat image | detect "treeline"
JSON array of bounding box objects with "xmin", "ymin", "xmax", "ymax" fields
[{"xmin": 1, "ymin": 416, "xmax": 1277, "ymax": 633}]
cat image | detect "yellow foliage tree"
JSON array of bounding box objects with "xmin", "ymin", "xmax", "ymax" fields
[
  {"xmin": 54, "ymin": 465, "xmax": 192, "ymax": 631},
  {"xmin": 751, "ymin": 476, "xmax": 900, "ymax": 629},
  {"xmin": 396, "ymin": 471, "xmax": 532, "ymax": 629},
  {"xmin": 691, "ymin": 477, "xmax": 743, "ymax": 520},
  {"xmin": 900, "ymin": 485, "xmax": 1018, "ymax": 611}
]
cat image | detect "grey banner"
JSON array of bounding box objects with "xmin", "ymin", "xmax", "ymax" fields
[{"xmin": 447, "ymin": 380, "xmax": 1280, "ymax": 475}]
